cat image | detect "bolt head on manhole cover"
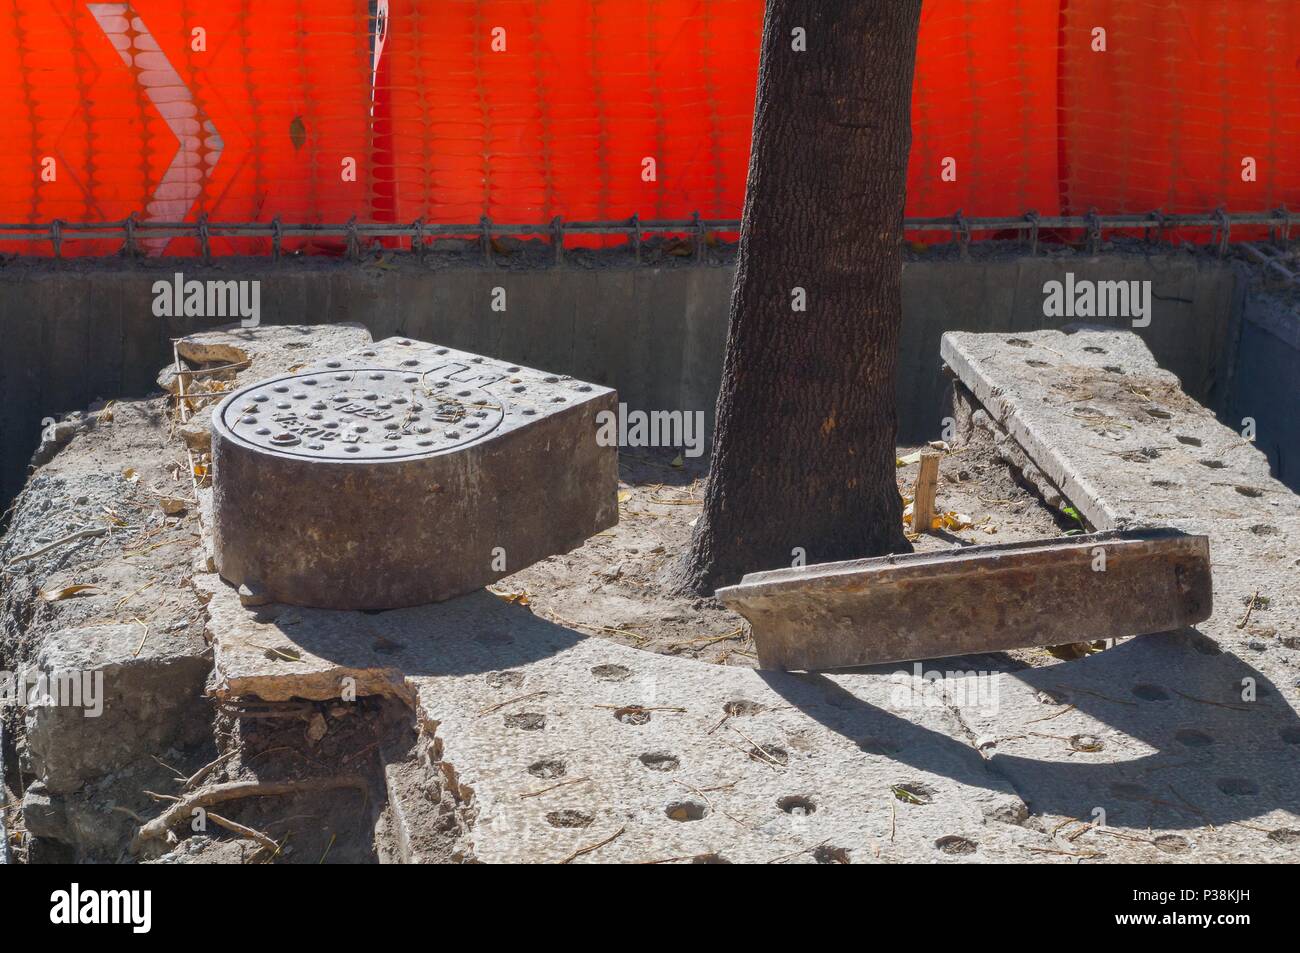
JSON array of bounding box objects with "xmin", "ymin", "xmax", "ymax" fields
[{"xmin": 217, "ymin": 368, "xmax": 504, "ymax": 460}]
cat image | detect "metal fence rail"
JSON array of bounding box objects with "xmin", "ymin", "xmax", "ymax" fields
[{"xmin": 0, "ymin": 208, "xmax": 1293, "ymax": 263}]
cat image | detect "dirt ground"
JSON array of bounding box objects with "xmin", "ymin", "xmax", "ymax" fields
[{"xmin": 501, "ymin": 422, "xmax": 1078, "ymax": 668}]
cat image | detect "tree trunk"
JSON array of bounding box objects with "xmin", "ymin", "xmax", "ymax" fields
[{"xmin": 680, "ymin": 0, "xmax": 921, "ymax": 594}]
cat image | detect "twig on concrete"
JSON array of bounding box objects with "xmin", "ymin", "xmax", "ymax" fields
[
  {"xmin": 766, "ymin": 838, "xmax": 829, "ymax": 865},
  {"xmin": 174, "ymin": 360, "xmax": 251, "ymax": 378},
  {"xmin": 717, "ymin": 738, "xmax": 778, "ymax": 772},
  {"xmin": 592, "ymin": 704, "xmax": 686, "ymax": 713},
  {"xmin": 3, "ymin": 526, "xmax": 126, "ymax": 568},
  {"xmin": 1025, "ymin": 703, "xmax": 1077, "ymax": 724},
  {"xmin": 519, "ymin": 776, "xmax": 590, "ymax": 800},
  {"xmin": 479, "ymin": 690, "xmax": 549, "ymax": 716},
  {"xmin": 726, "ymin": 724, "xmax": 784, "ymax": 768},
  {"xmin": 1022, "ymin": 845, "xmax": 1105, "ymax": 859},
  {"xmin": 559, "ymin": 825, "xmax": 625, "ymax": 864},
  {"xmin": 1236, "ymin": 590, "xmax": 1260, "ymax": 629},
  {"xmin": 1170, "ymin": 688, "xmax": 1252, "ymax": 712}
]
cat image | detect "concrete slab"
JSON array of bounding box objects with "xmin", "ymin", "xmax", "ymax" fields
[
  {"xmin": 717, "ymin": 530, "xmax": 1212, "ymax": 671},
  {"xmin": 939, "ymin": 328, "xmax": 1300, "ymax": 853},
  {"xmin": 22, "ymin": 624, "xmax": 210, "ymax": 794},
  {"xmin": 188, "ymin": 322, "xmax": 1300, "ymax": 864}
]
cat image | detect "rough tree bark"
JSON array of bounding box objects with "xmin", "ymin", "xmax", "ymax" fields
[{"xmin": 680, "ymin": 0, "xmax": 922, "ymax": 594}]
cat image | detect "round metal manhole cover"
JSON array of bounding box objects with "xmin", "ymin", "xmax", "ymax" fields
[{"xmin": 217, "ymin": 368, "xmax": 505, "ymax": 461}]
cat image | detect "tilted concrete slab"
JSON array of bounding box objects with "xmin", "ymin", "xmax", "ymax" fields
[
  {"xmin": 210, "ymin": 337, "xmax": 619, "ymax": 609},
  {"xmin": 938, "ymin": 329, "xmax": 1300, "ymax": 854},
  {"xmin": 717, "ymin": 530, "xmax": 1212, "ymax": 671}
]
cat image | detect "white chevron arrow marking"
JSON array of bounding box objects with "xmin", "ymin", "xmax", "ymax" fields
[{"xmin": 88, "ymin": 3, "xmax": 223, "ymax": 254}]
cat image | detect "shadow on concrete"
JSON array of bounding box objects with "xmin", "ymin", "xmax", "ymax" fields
[
  {"xmin": 759, "ymin": 628, "xmax": 1300, "ymax": 832},
  {"xmin": 257, "ymin": 588, "xmax": 588, "ymax": 680}
]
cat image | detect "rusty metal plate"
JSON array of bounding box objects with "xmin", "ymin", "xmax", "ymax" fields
[{"xmin": 218, "ymin": 368, "xmax": 506, "ymax": 461}]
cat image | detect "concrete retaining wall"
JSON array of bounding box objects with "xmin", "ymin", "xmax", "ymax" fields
[
  {"xmin": 0, "ymin": 253, "xmax": 1248, "ymax": 509},
  {"xmin": 1229, "ymin": 288, "xmax": 1300, "ymax": 488}
]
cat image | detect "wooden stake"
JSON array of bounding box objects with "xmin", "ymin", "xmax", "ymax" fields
[{"xmin": 913, "ymin": 451, "xmax": 940, "ymax": 534}]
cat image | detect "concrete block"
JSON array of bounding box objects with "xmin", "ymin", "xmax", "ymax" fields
[
  {"xmin": 23, "ymin": 624, "xmax": 210, "ymax": 794},
  {"xmin": 717, "ymin": 529, "xmax": 1212, "ymax": 671},
  {"xmin": 211, "ymin": 336, "xmax": 618, "ymax": 609}
]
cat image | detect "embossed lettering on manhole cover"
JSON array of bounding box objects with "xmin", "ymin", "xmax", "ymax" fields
[{"xmin": 218, "ymin": 368, "xmax": 505, "ymax": 461}]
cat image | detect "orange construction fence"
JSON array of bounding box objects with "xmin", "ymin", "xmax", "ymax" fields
[{"xmin": 1, "ymin": 0, "xmax": 1297, "ymax": 255}]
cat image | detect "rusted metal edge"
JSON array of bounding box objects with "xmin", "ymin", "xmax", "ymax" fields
[{"xmin": 717, "ymin": 528, "xmax": 1212, "ymax": 672}]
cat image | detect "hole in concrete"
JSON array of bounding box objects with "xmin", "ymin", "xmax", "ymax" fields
[
  {"xmin": 777, "ymin": 795, "xmax": 816, "ymax": 816},
  {"xmin": 724, "ymin": 699, "xmax": 763, "ymax": 717},
  {"xmin": 613, "ymin": 706, "xmax": 651, "ymax": 725},
  {"xmin": 504, "ymin": 712, "xmax": 546, "ymax": 731},
  {"xmin": 1082, "ymin": 345, "xmax": 1107, "ymax": 354},
  {"xmin": 1280, "ymin": 727, "xmax": 1300, "ymax": 745},
  {"xmin": 935, "ymin": 835, "xmax": 978, "ymax": 855},
  {"xmin": 1069, "ymin": 733, "xmax": 1104, "ymax": 752},
  {"xmin": 1216, "ymin": 777, "xmax": 1259, "ymax": 797},
  {"xmin": 1250, "ymin": 524, "xmax": 1280, "ymax": 536},
  {"xmin": 666, "ymin": 800, "xmax": 709, "ymax": 822},
  {"xmin": 528, "ymin": 759, "xmax": 566, "ymax": 779},
  {"xmin": 1174, "ymin": 434, "xmax": 1202, "ymax": 446},
  {"xmin": 1005, "ymin": 338, "xmax": 1031, "ymax": 348},
  {"xmin": 1151, "ymin": 479, "xmax": 1179, "ymax": 488},
  {"xmin": 1102, "ymin": 365, "xmax": 1125, "ymax": 374},
  {"xmin": 891, "ymin": 782, "xmax": 934, "ymax": 805},
  {"xmin": 1153, "ymin": 834, "xmax": 1190, "ymax": 854},
  {"xmin": 1110, "ymin": 782, "xmax": 1150, "ymax": 800},
  {"xmin": 591, "ymin": 664, "xmax": 632, "ymax": 681},
  {"xmin": 748, "ymin": 744, "xmax": 789, "ymax": 766},
  {"xmin": 1025, "ymin": 359, "xmax": 1050, "ymax": 368},
  {"xmin": 1199, "ymin": 458, "xmax": 1227, "ymax": 469},
  {"xmin": 1175, "ymin": 728, "xmax": 1214, "ymax": 748},
  {"xmin": 485, "ymin": 670, "xmax": 525, "ymax": 689},
  {"xmin": 1132, "ymin": 683, "xmax": 1170, "ymax": 701},
  {"xmin": 1145, "ymin": 407, "xmax": 1173, "ymax": 419},
  {"xmin": 546, "ymin": 809, "xmax": 594, "ymax": 829},
  {"xmin": 691, "ymin": 852, "xmax": 731, "ymax": 864},
  {"xmin": 638, "ymin": 752, "xmax": 680, "ymax": 772},
  {"xmin": 1234, "ymin": 485, "xmax": 1263, "ymax": 498},
  {"xmin": 1267, "ymin": 829, "xmax": 1300, "ymax": 845},
  {"xmin": 813, "ymin": 845, "xmax": 852, "ymax": 864}
]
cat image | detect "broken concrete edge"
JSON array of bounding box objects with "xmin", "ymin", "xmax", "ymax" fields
[
  {"xmin": 23, "ymin": 624, "xmax": 212, "ymax": 796},
  {"xmin": 940, "ymin": 333, "xmax": 1123, "ymax": 530},
  {"xmin": 720, "ymin": 528, "xmax": 1202, "ymax": 595}
]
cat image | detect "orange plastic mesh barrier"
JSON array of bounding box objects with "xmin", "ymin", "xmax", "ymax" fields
[
  {"xmin": 0, "ymin": 0, "xmax": 374, "ymax": 256},
  {"xmin": 1, "ymin": 0, "xmax": 1297, "ymax": 256}
]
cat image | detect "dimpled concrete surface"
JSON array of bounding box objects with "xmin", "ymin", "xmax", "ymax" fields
[{"xmin": 199, "ymin": 325, "xmax": 1299, "ymax": 863}]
